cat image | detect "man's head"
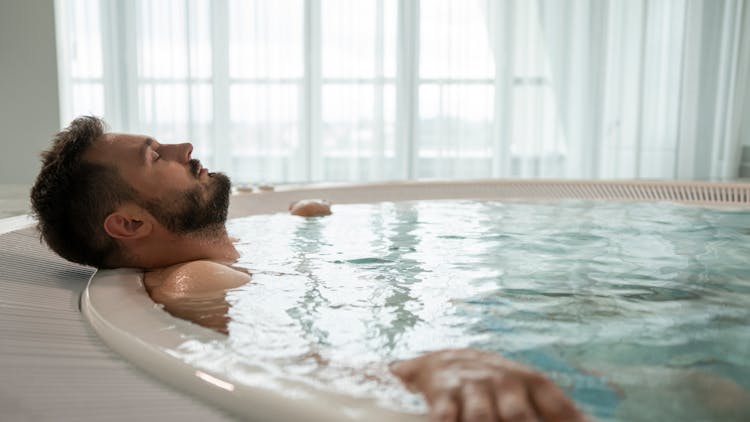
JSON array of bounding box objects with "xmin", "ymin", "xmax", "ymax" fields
[{"xmin": 30, "ymin": 116, "xmax": 232, "ymax": 268}]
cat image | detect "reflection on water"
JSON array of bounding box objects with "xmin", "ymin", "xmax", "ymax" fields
[{"xmin": 181, "ymin": 200, "xmax": 750, "ymax": 420}]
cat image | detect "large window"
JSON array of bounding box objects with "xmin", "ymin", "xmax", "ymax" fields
[
  {"xmin": 57, "ymin": 0, "xmax": 563, "ymax": 184},
  {"xmin": 58, "ymin": 0, "xmax": 743, "ymax": 182}
]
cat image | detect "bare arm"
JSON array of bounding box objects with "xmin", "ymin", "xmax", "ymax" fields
[
  {"xmin": 289, "ymin": 199, "xmax": 332, "ymax": 217},
  {"xmin": 390, "ymin": 348, "xmax": 589, "ymax": 422},
  {"xmin": 144, "ymin": 260, "xmax": 251, "ymax": 334}
]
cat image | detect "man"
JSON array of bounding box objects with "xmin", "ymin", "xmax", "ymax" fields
[{"xmin": 31, "ymin": 116, "xmax": 588, "ymax": 422}]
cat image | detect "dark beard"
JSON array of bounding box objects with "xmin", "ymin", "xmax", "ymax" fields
[{"xmin": 141, "ymin": 172, "xmax": 232, "ymax": 235}]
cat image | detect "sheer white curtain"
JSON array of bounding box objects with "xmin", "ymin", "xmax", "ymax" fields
[
  {"xmin": 55, "ymin": 0, "xmax": 749, "ymax": 184},
  {"xmin": 539, "ymin": 0, "xmax": 750, "ymax": 180}
]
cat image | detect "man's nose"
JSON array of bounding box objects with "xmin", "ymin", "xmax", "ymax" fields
[{"xmin": 162, "ymin": 143, "xmax": 193, "ymax": 163}]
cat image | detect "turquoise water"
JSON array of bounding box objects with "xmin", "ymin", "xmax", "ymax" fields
[{"xmin": 225, "ymin": 200, "xmax": 750, "ymax": 420}]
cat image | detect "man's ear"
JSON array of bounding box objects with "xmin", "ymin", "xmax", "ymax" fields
[{"xmin": 103, "ymin": 204, "xmax": 153, "ymax": 240}]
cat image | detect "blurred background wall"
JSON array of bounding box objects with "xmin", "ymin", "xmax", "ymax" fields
[{"xmin": 0, "ymin": 0, "xmax": 60, "ymax": 185}]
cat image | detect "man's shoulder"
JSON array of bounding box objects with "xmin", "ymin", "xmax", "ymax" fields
[{"xmin": 144, "ymin": 260, "xmax": 251, "ymax": 301}]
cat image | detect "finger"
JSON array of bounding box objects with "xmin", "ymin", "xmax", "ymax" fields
[
  {"xmin": 429, "ymin": 393, "xmax": 460, "ymax": 422},
  {"xmin": 388, "ymin": 358, "xmax": 421, "ymax": 384},
  {"xmin": 495, "ymin": 387, "xmax": 536, "ymax": 422},
  {"xmin": 460, "ymin": 382, "xmax": 496, "ymax": 422},
  {"xmin": 528, "ymin": 377, "xmax": 587, "ymax": 422}
]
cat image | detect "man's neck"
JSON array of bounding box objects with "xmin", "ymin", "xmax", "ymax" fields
[{"xmin": 129, "ymin": 226, "xmax": 239, "ymax": 269}]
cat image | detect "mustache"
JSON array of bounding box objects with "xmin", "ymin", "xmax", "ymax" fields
[{"xmin": 189, "ymin": 159, "xmax": 201, "ymax": 178}]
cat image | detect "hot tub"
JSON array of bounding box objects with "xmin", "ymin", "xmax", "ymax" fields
[{"xmin": 82, "ymin": 180, "xmax": 750, "ymax": 421}]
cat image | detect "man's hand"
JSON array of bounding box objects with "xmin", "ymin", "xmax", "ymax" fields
[
  {"xmin": 390, "ymin": 348, "xmax": 589, "ymax": 422},
  {"xmin": 289, "ymin": 199, "xmax": 332, "ymax": 217}
]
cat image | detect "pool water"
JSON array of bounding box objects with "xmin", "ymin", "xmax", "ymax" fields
[{"xmin": 187, "ymin": 200, "xmax": 750, "ymax": 420}]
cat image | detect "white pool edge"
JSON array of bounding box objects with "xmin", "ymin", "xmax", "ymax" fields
[
  {"xmin": 82, "ymin": 268, "xmax": 423, "ymax": 422},
  {"xmin": 0, "ymin": 214, "xmax": 35, "ymax": 235}
]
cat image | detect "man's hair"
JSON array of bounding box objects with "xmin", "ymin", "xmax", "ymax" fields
[{"xmin": 30, "ymin": 116, "xmax": 135, "ymax": 268}]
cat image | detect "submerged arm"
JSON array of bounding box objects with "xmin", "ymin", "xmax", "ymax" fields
[
  {"xmin": 144, "ymin": 260, "xmax": 251, "ymax": 334},
  {"xmin": 289, "ymin": 199, "xmax": 332, "ymax": 217},
  {"xmin": 390, "ymin": 348, "xmax": 589, "ymax": 422}
]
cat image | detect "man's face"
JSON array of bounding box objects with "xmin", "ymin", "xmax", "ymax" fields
[{"xmin": 85, "ymin": 133, "xmax": 231, "ymax": 235}]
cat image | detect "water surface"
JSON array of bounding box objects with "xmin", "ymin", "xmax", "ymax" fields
[{"xmin": 184, "ymin": 200, "xmax": 750, "ymax": 420}]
